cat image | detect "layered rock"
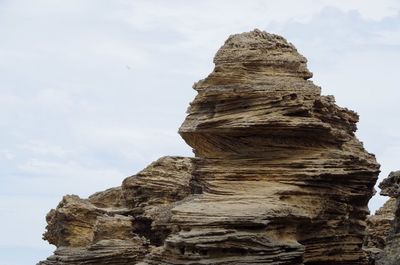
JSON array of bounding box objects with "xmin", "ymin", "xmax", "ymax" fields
[
  {"xmin": 364, "ymin": 198, "xmax": 396, "ymax": 250},
  {"xmin": 39, "ymin": 30, "xmax": 380, "ymax": 265},
  {"xmin": 374, "ymin": 171, "xmax": 400, "ymax": 265},
  {"xmin": 38, "ymin": 156, "xmax": 193, "ymax": 265},
  {"xmin": 363, "ymin": 197, "xmax": 396, "ymax": 264}
]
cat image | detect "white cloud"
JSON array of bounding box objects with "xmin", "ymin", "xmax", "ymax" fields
[
  {"xmin": 321, "ymin": 0, "xmax": 400, "ymax": 20},
  {"xmin": 0, "ymin": 150, "xmax": 15, "ymax": 160},
  {"xmin": 0, "ymin": 1, "xmax": 399, "ymax": 264},
  {"xmin": 0, "ymin": 195, "xmax": 56, "ymax": 249},
  {"xmin": 376, "ymin": 28, "xmax": 400, "ymax": 45},
  {"xmin": 14, "ymin": 159, "xmax": 124, "ymax": 196},
  {"xmin": 17, "ymin": 141, "xmax": 70, "ymax": 157}
]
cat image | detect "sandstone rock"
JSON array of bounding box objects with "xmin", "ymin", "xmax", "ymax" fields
[
  {"xmin": 39, "ymin": 30, "xmax": 380, "ymax": 265},
  {"xmin": 363, "ymin": 198, "xmax": 396, "ymax": 264},
  {"xmin": 374, "ymin": 171, "xmax": 400, "ymax": 265},
  {"xmin": 38, "ymin": 156, "xmax": 192, "ymax": 265},
  {"xmin": 380, "ymin": 171, "xmax": 400, "ymax": 198},
  {"xmin": 364, "ymin": 198, "xmax": 396, "ymax": 250}
]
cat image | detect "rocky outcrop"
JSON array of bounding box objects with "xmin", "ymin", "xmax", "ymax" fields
[
  {"xmin": 373, "ymin": 171, "xmax": 400, "ymax": 265},
  {"xmin": 38, "ymin": 156, "xmax": 193, "ymax": 265},
  {"xmin": 363, "ymin": 197, "xmax": 396, "ymax": 264},
  {"xmin": 364, "ymin": 198, "xmax": 396, "ymax": 250},
  {"xmin": 38, "ymin": 30, "xmax": 380, "ymax": 265}
]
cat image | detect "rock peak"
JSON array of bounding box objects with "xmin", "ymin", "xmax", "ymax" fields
[
  {"xmin": 180, "ymin": 30, "xmax": 361, "ymax": 158},
  {"xmin": 379, "ymin": 170, "xmax": 400, "ymax": 198},
  {"xmin": 211, "ymin": 29, "xmax": 313, "ymax": 81}
]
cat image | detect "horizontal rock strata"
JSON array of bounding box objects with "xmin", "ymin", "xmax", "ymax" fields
[
  {"xmin": 374, "ymin": 171, "xmax": 400, "ymax": 265},
  {"xmin": 38, "ymin": 156, "xmax": 193, "ymax": 265},
  {"xmin": 39, "ymin": 30, "xmax": 380, "ymax": 265},
  {"xmin": 364, "ymin": 198, "xmax": 396, "ymax": 250}
]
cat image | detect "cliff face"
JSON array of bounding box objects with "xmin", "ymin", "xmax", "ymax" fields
[{"xmin": 38, "ymin": 30, "xmax": 380, "ymax": 265}]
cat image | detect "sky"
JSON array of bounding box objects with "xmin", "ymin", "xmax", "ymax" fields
[{"xmin": 0, "ymin": 1, "xmax": 399, "ymax": 264}]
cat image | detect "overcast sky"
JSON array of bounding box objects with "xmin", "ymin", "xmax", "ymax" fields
[{"xmin": 1, "ymin": 1, "xmax": 399, "ymax": 264}]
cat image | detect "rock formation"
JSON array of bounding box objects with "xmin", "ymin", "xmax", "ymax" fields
[
  {"xmin": 363, "ymin": 197, "xmax": 396, "ymax": 263},
  {"xmin": 364, "ymin": 198, "xmax": 396, "ymax": 248},
  {"xmin": 371, "ymin": 171, "xmax": 400, "ymax": 265},
  {"xmin": 38, "ymin": 30, "xmax": 380, "ymax": 265}
]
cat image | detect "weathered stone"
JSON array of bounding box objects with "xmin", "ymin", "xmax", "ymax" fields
[
  {"xmin": 364, "ymin": 198, "xmax": 396, "ymax": 250},
  {"xmin": 379, "ymin": 171, "xmax": 400, "ymax": 198},
  {"xmin": 372, "ymin": 171, "xmax": 400, "ymax": 265},
  {"xmin": 39, "ymin": 156, "xmax": 192, "ymax": 265},
  {"xmin": 39, "ymin": 239, "xmax": 149, "ymax": 265},
  {"xmin": 38, "ymin": 30, "xmax": 380, "ymax": 265}
]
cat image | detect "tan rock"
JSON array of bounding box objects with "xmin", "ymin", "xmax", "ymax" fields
[
  {"xmin": 364, "ymin": 198, "xmax": 396, "ymax": 250},
  {"xmin": 38, "ymin": 30, "xmax": 380, "ymax": 265}
]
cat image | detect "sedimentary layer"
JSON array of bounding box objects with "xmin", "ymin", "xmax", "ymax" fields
[
  {"xmin": 38, "ymin": 29, "xmax": 380, "ymax": 265},
  {"xmin": 364, "ymin": 198, "xmax": 396, "ymax": 250},
  {"xmin": 373, "ymin": 171, "xmax": 400, "ymax": 265}
]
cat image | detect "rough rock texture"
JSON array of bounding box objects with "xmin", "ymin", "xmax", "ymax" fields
[
  {"xmin": 380, "ymin": 171, "xmax": 400, "ymax": 198},
  {"xmin": 364, "ymin": 198, "xmax": 396, "ymax": 250},
  {"xmin": 363, "ymin": 198, "xmax": 396, "ymax": 264},
  {"xmin": 39, "ymin": 30, "xmax": 380, "ymax": 265},
  {"xmin": 373, "ymin": 171, "xmax": 400, "ymax": 265},
  {"xmin": 38, "ymin": 156, "xmax": 193, "ymax": 265}
]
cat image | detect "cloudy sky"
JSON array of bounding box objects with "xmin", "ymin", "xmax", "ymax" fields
[{"xmin": 0, "ymin": 1, "xmax": 399, "ymax": 264}]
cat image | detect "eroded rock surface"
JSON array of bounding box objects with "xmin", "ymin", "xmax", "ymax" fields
[
  {"xmin": 39, "ymin": 30, "xmax": 380, "ymax": 265},
  {"xmin": 372, "ymin": 171, "xmax": 400, "ymax": 265},
  {"xmin": 363, "ymin": 197, "xmax": 396, "ymax": 264},
  {"xmin": 364, "ymin": 198, "xmax": 396, "ymax": 250},
  {"xmin": 38, "ymin": 156, "xmax": 193, "ymax": 265}
]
